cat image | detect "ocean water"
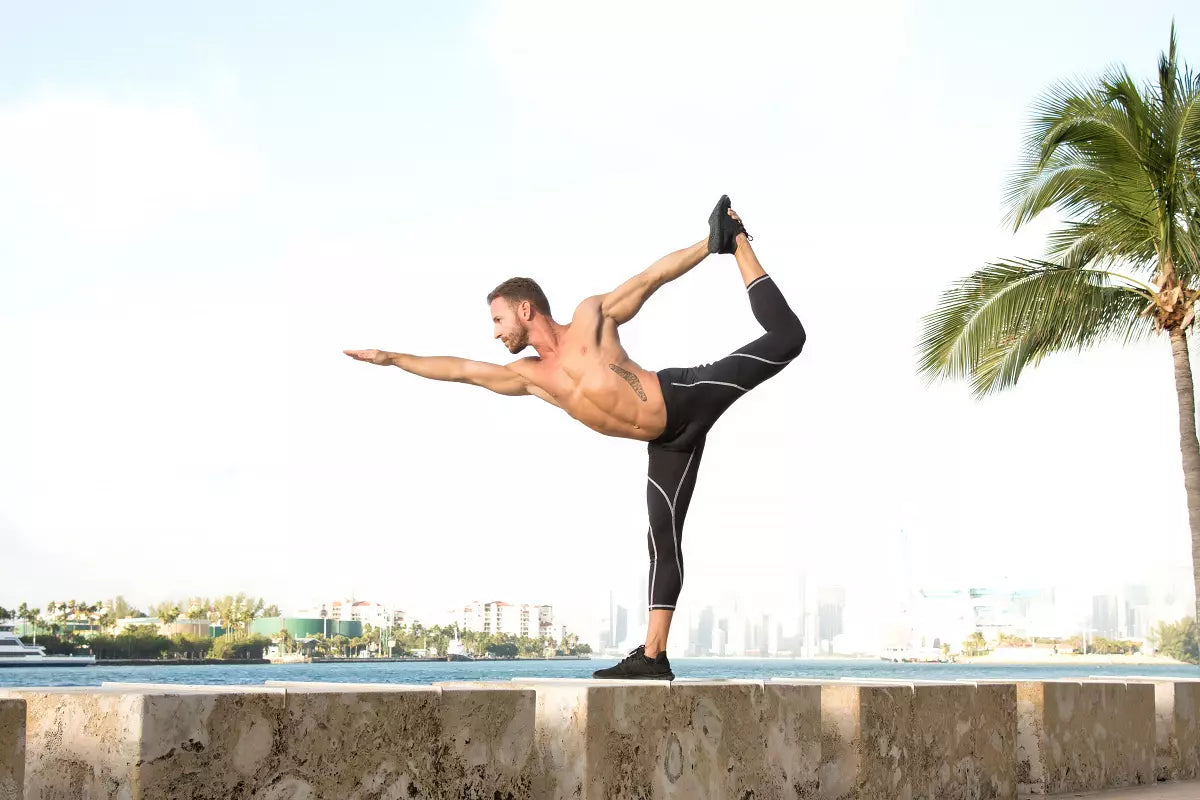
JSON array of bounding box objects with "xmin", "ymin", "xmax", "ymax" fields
[{"xmin": 2, "ymin": 658, "xmax": 1199, "ymax": 688}]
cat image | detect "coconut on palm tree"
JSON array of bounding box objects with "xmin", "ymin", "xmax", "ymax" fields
[{"xmin": 919, "ymin": 26, "xmax": 1200, "ymax": 620}]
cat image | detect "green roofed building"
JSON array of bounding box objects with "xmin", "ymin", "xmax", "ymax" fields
[{"xmin": 249, "ymin": 616, "xmax": 362, "ymax": 639}]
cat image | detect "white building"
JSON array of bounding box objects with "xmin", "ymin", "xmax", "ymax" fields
[
  {"xmin": 297, "ymin": 600, "xmax": 408, "ymax": 631},
  {"xmin": 455, "ymin": 600, "xmax": 554, "ymax": 639}
]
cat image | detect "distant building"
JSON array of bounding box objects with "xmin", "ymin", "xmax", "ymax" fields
[
  {"xmin": 456, "ymin": 600, "xmax": 553, "ymax": 638},
  {"xmin": 818, "ymin": 588, "xmax": 846, "ymax": 653},
  {"xmin": 1092, "ymin": 595, "xmax": 1119, "ymax": 639},
  {"xmin": 250, "ymin": 616, "xmax": 362, "ymax": 639}
]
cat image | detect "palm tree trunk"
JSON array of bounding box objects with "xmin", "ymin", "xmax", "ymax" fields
[{"xmin": 1169, "ymin": 327, "xmax": 1200, "ymax": 623}]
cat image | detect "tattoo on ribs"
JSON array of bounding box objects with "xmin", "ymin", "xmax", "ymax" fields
[{"xmin": 609, "ymin": 363, "xmax": 648, "ymax": 401}]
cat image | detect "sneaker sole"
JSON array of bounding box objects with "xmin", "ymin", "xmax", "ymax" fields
[
  {"xmin": 591, "ymin": 674, "xmax": 675, "ymax": 681},
  {"xmin": 707, "ymin": 194, "xmax": 731, "ymax": 254}
]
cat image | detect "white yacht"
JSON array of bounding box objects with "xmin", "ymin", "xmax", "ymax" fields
[{"xmin": 0, "ymin": 632, "xmax": 96, "ymax": 667}]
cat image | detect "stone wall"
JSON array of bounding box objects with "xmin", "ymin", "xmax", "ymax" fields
[
  {"xmin": 3, "ymin": 678, "xmax": 1199, "ymax": 799},
  {"xmin": 0, "ymin": 697, "xmax": 23, "ymax": 800},
  {"xmin": 1150, "ymin": 679, "xmax": 1200, "ymax": 782},
  {"xmin": 1015, "ymin": 680, "xmax": 1154, "ymax": 795},
  {"xmin": 506, "ymin": 678, "xmax": 821, "ymax": 799},
  {"xmin": 5, "ymin": 682, "xmax": 535, "ymax": 800},
  {"xmin": 808, "ymin": 680, "xmax": 1015, "ymax": 799}
]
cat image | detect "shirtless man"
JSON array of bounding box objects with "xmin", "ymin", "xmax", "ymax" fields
[{"xmin": 344, "ymin": 196, "xmax": 806, "ymax": 680}]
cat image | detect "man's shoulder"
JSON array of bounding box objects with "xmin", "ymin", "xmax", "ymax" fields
[
  {"xmin": 572, "ymin": 295, "xmax": 604, "ymax": 317},
  {"xmin": 505, "ymin": 356, "xmax": 543, "ymax": 375}
]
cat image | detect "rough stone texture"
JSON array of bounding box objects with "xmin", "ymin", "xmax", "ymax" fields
[
  {"xmin": 266, "ymin": 681, "xmax": 538, "ymax": 799},
  {"xmin": 813, "ymin": 681, "xmax": 1016, "ymax": 800},
  {"xmin": 0, "ymin": 698, "xmax": 24, "ymax": 800},
  {"xmin": 1152, "ymin": 681, "xmax": 1200, "ymax": 782},
  {"xmin": 659, "ymin": 681, "xmax": 821, "ymax": 800},
  {"xmin": 11, "ymin": 682, "xmax": 537, "ymax": 800},
  {"xmin": 11, "ymin": 686, "xmax": 286, "ymax": 800},
  {"xmin": 512, "ymin": 678, "xmax": 671, "ymax": 800},
  {"xmin": 1016, "ymin": 681, "xmax": 1155, "ymax": 796},
  {"xmin": 276, "ymin": 684, "xmax": 441, "ymax": 799},
  {"xmin": 512, "ymin": 678, "xmax": 821, "ymax": 800}
]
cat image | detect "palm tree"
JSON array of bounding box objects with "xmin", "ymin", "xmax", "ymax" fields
[
  {"xmin": 18, "ymin": 604, "xmax": 41, "ymax": 644},
  {"xmin": 919, "ymin": 26, "xmax": 1200, "ymax": 620}
]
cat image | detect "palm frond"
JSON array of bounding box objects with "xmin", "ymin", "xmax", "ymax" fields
[
  {"xmin": 1006, "ymin": 87, "xmax": 1160, "ymax": 231},
  {"xmin": 917, "ymin": 259, "xmax": 1154, "ymax": 397}
]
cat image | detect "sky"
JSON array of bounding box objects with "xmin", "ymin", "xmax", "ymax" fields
[{"xmin": 3, "ymin": 1, "xmax": 1200, "ymax": 638}]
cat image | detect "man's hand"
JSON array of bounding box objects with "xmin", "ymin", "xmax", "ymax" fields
[{"xmin": 343, "ymin": 349, "xmax": 393, "ymax": 365}]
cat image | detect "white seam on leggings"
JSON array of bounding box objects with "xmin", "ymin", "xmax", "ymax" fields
[
  {"xmin": 647, "ymin": 479, "xmax": 671, "ymax": 606},
  {"xmin": 671, "ymin": 380, "xmax": 748, "ymax": 392},
  {"xmin": 730, "ymin": 352, "xmax": 794, "ymax": 365},
  {"xmin": 646, "ymin": 526, "xmax": 656, "ymax": 606},
  {"xmin": 746, "ymin": 274, "xmax": 772, "ymax": 291},
  {"xmin": 671, "ymin": 450, "xmax": 694, "ymax": 586},
  {"xmin": 649, "ymin": 604, "xmax": 676, "ymax": 609}
]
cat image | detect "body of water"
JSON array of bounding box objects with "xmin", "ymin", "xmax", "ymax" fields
[{"xmin": 2, "ymin": 658, "xmax": 1199, "ymax": 688}]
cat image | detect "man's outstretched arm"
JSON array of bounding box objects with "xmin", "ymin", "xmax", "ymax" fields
[
  {"xmin": 343, "ymin": 349, "xmax": 529, "ymax": 396},
  {"xmin": 598, "ymin": 239, "xmax": 709, "ymax": 325}
]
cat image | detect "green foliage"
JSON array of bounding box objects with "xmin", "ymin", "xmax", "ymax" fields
[
  {"xmin": 209, "ymin": 633, "xmax": 271, "ymax": 660},
  {"xmin": 1151, "ymin": 617, "xmax": 1200, "ymax": 663},
  {"xmin": 962, "ymin": 631, "xmax": 989, "ymax": 657},
  {"xmin": 1088, "ymin": 637, "xmax": 1142, "ymax": 655},
  {"xmin": 919, "ymin": 26, "xmax": 1200, "ymax": 396},
  {"xmin": 486, "ymin": 642, "xmax": 519, "ymax": 658}
]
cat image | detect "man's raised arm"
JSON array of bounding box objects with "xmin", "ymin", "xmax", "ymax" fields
[
  {"xmin": 342, "ymin": 349, "xmax": 529, "ymax": 396},
  {"xmin": 598, "ymin": 239, "xmax": 709, "ymax": 325}
]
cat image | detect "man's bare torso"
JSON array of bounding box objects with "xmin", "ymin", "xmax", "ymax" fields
[{"xmin": 508, "ymin": 297, "xmax": 668, "ymax": 441}]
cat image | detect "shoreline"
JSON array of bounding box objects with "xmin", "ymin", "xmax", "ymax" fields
[{"xmin": 958, "ymin": 652, "xmax": 1186, "ymax": 666}]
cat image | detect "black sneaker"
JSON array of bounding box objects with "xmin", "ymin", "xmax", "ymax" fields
[
  {"xmin": 592, "ymin": 645, "xmax": 675, "ymax": 681},
  {"xmin": 707, "ymin": 194, "xmax": 750, "ymax": 254}
]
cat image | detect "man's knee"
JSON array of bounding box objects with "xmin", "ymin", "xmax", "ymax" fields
[{"xmin": 781, "ymin": 317, "xmax": 806, "ymax": 360}]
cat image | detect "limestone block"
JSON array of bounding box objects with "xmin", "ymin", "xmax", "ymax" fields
[
  {"xmin": 437, "ymin": 684, "xmax": 537, "ymax": 799},
  {"xmin": 0, "ymin": 698, "xmax": 24, "ymax": 800},
  {"xmin": 274, "ymin": 683, "xmax": 442, "ymax": 799},
  {"xmin": 913, "ymin": 683, "xmax": 1016, "ymax": 799},
  {"xmin": 1152, "ymin": 681, "xmax": 1200, "ymax": 781},
  {"xmin": 658, "ymin": 680, "xmax": 820, "ymax": 799},
  {"xmin": 1016, "ymin": 681, "xmax": 1154, "ymax": 795},
  {"xmin": 510, "ymin": 678, "xmax": 821, "ymax": 800},
  {"xmin": 13, "ymin": 685, "xmax": 286, "ymax": 800},
  {"xmin": 813, "ymin": 681, "xmax": 1016, "ymax": 800},
  {"xmin": 511, "ymin": 678, "xmax": 671, "ymax": 800},
  {"xmin": 17, "ymin": 682, "xmax": 539, "ymax": 800},
  {"xmin": 268, "ymin": 680, "xmax": 537, "ymax": 799}
]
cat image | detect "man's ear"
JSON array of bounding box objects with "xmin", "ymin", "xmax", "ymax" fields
[{"xmin": 519, "ymin": 299, "xmax": 533, "ymax": 321}]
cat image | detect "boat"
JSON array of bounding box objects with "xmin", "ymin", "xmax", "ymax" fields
[
  {"xmin": 0, "ymin": 632, "xmax": 96, "ymax": 667},
  {"xmin": 445, "ymin": 634, "xmax": 474, "ymax": 662},
  {"xmin": 879, "ymin": 645, "xmax": 949, "ymax": 664}
]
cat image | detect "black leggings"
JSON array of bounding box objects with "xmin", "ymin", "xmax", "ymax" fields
[{"xmin": 646, "ymin": 274, "xmax": 805, "ymax": 609}]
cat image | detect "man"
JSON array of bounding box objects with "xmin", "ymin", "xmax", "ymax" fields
[{"xmin": 345, "ymin": 196, "xmax": 805, "ymax": 680}]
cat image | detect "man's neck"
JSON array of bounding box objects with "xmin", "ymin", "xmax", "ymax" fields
[{"xmin": 527, "ymin": 318, "xmax": 566, "ymax": 359}]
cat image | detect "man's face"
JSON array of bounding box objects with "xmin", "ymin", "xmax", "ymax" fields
[{"xmin": 490, "ymin": 297, "xmax": 530, "ymax": 354}]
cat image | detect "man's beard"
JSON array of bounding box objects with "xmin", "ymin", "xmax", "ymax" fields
[{"xmin": 505, "ymin": 328, "xmax": 530, "ymax": 353}]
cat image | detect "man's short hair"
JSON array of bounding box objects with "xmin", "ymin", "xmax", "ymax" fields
[{"xmin": 487, "ymin": 277, "xmax": 551, "ymax": 317}]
